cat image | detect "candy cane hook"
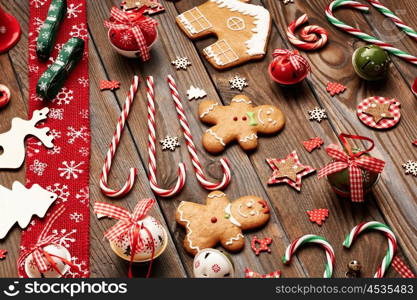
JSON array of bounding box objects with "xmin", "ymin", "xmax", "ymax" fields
[
  {"xmin": 100, "ymin": 75, "xmax": 139, "ymax": 198},
  {"xmin": 167, "ymin": 75, "xmax": 232, "ymax": 190},
  {"xmin": 283, "ymin": 234, "xmax": 335, "ymax": 278},
  {"xmin": 343, "ymin": 221, "xmax": 397, "ymax": 278},
  {"xmin": 146, "ymin": 76, "xmax": 187, "ymax": 197},
  {"xmin": 326, "ymin": 0, "xmax": 417, "ymax": 65}
]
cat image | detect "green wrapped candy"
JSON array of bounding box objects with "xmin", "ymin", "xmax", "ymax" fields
[
  {"xmin": 352, "ymin": 45, "xmax": 390, "ymax": 81},
  {"xmin": 36, "ymin": 0, "xmax": 67, "ymax": 61},
  {"xmin": 327, "ymin": 148, "xmax": 379, "ymax": 198},
  {"xmin": 37, "ymin": 37, "xmax": 84, "ymax": 100}
]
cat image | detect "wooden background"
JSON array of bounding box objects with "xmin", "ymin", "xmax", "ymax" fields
[{"xmin": 0, "ymin": 0, "xmax": 416, "ymax": 278}]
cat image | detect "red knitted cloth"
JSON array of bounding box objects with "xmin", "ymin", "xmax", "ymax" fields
[{"xmin": 19, "ymin": 0, "xmax": 89, "ymax": 277}]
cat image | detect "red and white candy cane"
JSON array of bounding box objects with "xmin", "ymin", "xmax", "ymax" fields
[
  {"xmin": 100, "ymin": 76, "xmax": 140, "ymax": 198},
  {"xmin": 287, "ymin": 14, "xmax": 328, "ymax": 50},
  {"xmin": 343, "ymin": 221, "xmax": 397, "ymax": 278},
  {"xmin": 146, "ymin": 76, "xmax": 186, "ymax": 197},
  {"xmin": 167, "ymin": 75, "xmax": 232, "ymax": 190},
  {"xmin": 283, "ymin": 234, "xmax": 335, "ymax": 278}
]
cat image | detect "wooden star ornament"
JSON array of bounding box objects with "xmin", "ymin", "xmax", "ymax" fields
[
  {"xmin": 266, "ymin": 151, "xmax": 316, "ymax": 191},
  {"xmin": 363, "ymin": 101, "xmax": 394, "ymax": 123}
]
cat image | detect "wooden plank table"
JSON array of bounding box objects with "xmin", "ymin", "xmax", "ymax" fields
[{"xmin": 0, "ymin": 0, "xmax": 415, "ymax": 278}]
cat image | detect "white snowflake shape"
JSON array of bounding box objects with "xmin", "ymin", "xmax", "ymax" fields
[
  {"xmin": 49, "ymin": 108, "xmax": 64, "ymax": 120},
  {"xmin": 67, "ymin": 126, "xmax": 89, "ymax": 144},
  {"xmin": 52, "ymin": 87, "xmax": 74, "ymax": 105},
  {"xmin": 26, "ymin": 139, "xmax": 42, "ymax": 157},
  {"xmin": 172, "ymin": 57, "xmax": 191, "ymax": 70},
  {"xmin": 67, "ymin": 3, "xmax": 82, "ymax": 18},
  {"xmin": 29, "ymin": 159, "xmax": 47, "ymax": 176},
  {"xmin": 120, "ymin": 32, "xmax": 134, "ymax": 47},
  {"xmin": 38, "ymin": 81, "xmax": 48, "ymax": 91},
  {"xmin": 78, "ymin": 77, "xmax": 89, "ymax": 88},
  {"xmin": 31, "ymin": 93, "xmax": 44, "ymax": 102},
  {"xmin": 79, "ymin": 109, "xmax": 89, "ymax": 119},
  {"xmin": 79, "ymin": 147, "xmax": 89, "ymax": 157},
  {"xmin": 160, "ymin": 136, "xmax": 180, "ymax": 151},
  {"xmin": 308, "ymin": 107, "xmax": 328, "ymax": 123},
  {"xmin": 70, "ymin": 212, "xmax": 83, "ymax": 223},
  {"xmin": 66, "ymin": 257, "xmax": 89, "ymax": 278},
  {"xmin": 30, "ymin": 0, "xmax": 47, "ymax": 9},
  {"xmin": 53, "ymin": 229, "xmax": 77, "ymax": 248},
  {"xmin": 187, "ymin": 85, "xmax": 207, "ymax": 100},
  {"xmin": 70, "ymin": 23, "xmax": 88, "ymax": 39},
  {"xmin": 229, "ymin": 75, "xmax": 248, "ymax": 91},
  {"xmin": 49, "ymin": 129, "xmax": 62, "ymax": 139},
  {"xmin": 402, "ymin": 160, "xmax": 417, "ymax": 177},
  {"xmin": 47, "ymin": 183, "xmax": 69, "ymax": 203},
  {"xmin": 47, "ymin": 145, "xmax": 61, "ymax": 155},
  {"xmin": 58, "ymin": 160, "xmax": 85, "ymax": 179},
  {"xmin": 76, "ymin": 186, "xmax": 89, "ymax": 205}
]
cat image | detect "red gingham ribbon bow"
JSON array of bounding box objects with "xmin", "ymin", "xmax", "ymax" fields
[
  {"xmin": 318, "ymin": 134, "xmax": 385, "ymax": 202},
  {"xmin": 94, "ymin": 198, "xmax": 156, "ymax": 277},
  {"xmin": 272, "ymin": 48, "xmax": 311, "ymax": 72},
  {"xmin": 104, "ymin": 7, "xmax": 157, "ymax": 61},
  {"xmin": 17, "ymin": 206, "xmax": 76, "ymax": 276}
]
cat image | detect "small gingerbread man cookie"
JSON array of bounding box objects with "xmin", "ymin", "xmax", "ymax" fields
[
  {"xmin": 198, "ymin": 95, "xmax": 285, "ymax": 153},
  {"xmin": 176, "ymin": 191, "xmax": 270, "ymax": 255}
]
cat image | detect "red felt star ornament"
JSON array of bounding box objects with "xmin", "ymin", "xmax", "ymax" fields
[
  {"xmin": 0, "ymin": 249, "xmax": 7, "ymax": 260},
  {"xmin": 307, "ymin": 208, "xmax": 329, "ymax": 226},
  {"xmin": 326, "ymin": 82, "xmax": 346, "ymax": 96},
  {"xmin": 100, "ymin": 80, "xmax": 121, "ymax": 91},
  {"xmin": 303, "ymin": 137, "xmax": 324, "ymax": 153},
  {"xmin": 266, "ymin": 151, "xmax": 316, "ymax": 191}
]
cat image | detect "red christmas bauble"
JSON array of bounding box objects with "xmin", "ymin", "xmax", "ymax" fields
[
  {"xmin": 268, "ymin": 50, "xmax": 310, "ymax": 85},
  {"xmin": 0, "ymin": 84, "xmax": 11, "ymax": 108},
  {"xmin": 109, "ymin": 26, "xmax": 157, "ymax": 51}
]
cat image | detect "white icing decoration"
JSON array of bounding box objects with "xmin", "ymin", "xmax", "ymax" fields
[
  {"xmin": 203, "ymin": 40, "xmax": 239, "ymax": 66},
  {"xmin": 177, "ymin": 7, "xmax": 212, "ymax": 35},
  {"xmin": 225, "ymin": 233, "xmax": 244, "ymax": 245},
  {"xmin": 239, "ymin": 133, "xmax": 257, "ymax": 143},
  {"xmin": 232, "ymin": 98, "xmax": 252, "ymax": 104},
  {"xmin": 178, "ymin": 202, "xmax": 200, "ymax": 252},
  {"xmin": 225, "ymin": 204, "xmax": 241, "ymax": 227},
  {"xmin": 258, "ymin": 108, "xmax": 275, "ymax": 126},
  {"xmin": 210, "ymin": 0, "xmax": 271, "ymax": 56},
  {"xmin": 208, "ymin": 192, "xmax": 226, "ymax": 198},
  {"xmin": 227, "ymin": 16, "xmax": 245, "ymax": 31},
  {"xmin": 200, "ymin": 103, "xmax": 218, "ymax": 118},
  {"xmin": 237, "ymin": 204, "xmax": 248, "ymax": 218},
  {"xmin": 257, "ymin": 108, "xmax": 264, "ymax": 125},
  {"xmin": 206, "ymin": 129, "xmax": 225, "ymax": 146}
]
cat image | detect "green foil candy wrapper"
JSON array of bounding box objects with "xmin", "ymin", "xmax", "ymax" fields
[
  {"xmin": 352, "ymin": 45, "xmax": 390, "ymax": 81},
  {"xmin": 36, "ymin": 0, "xmax": 67, "ymax": 61},
  {"xmin": 36, "ymin": 37, "xmax": 84, "ymax": 100}
]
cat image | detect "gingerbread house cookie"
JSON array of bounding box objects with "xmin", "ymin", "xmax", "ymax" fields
[{"xmin": 176, "ymin": 0, "xmax": 271, "ymax": 70}]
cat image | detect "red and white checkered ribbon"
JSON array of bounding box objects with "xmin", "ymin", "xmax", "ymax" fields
[
  {"xmin": 272, "ymin": 49, "xmax": 311, "ymax": 72},
  {"xmin": 392, "ymin": 256, "xmax": 416, "ymax": 278},
  {"xmin": 318, "ymin": 134, "xmax": 385, "ymax": 202},
  {"xmin": 104, "ymin": 7, "xmax": 157, "ymax": 61}
]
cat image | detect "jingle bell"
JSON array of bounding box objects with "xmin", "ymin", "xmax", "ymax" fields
[
  {"xmin": 352, "ymin": 45, "xmax": 390, "ymax": 81},
  {"xmin": 193, "ymin": 248, "xmax": 235, "ymax": 278},
  {"xmin": 268, "ymin": 50, "xmax": 310, "ymax": 85},
  {"xmin": 24, "ymin": 244, "xmax": 71, "ymax": 278}
]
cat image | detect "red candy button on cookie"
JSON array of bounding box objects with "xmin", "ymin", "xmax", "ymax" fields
[
  {"xmin": 357, "ymin": 96, "xmax": 401, "ymax": 130},
  {"xmin": 0, "ymin": 84, "xmax": 11, "ymax": 108}
]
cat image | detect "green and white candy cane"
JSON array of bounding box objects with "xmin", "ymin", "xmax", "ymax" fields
[
  {"xmin": 283, "ymin": 234, "xmax": 335, "ymax": 278},
  {"xmin": 343, "ymin": 221, "xmax": 397, "ymax": 278},
  {"xmin": 326, "ymin": 0, "xmax": 417, "ymax": 65}
]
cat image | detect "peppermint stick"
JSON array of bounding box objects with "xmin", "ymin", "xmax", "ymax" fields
[
  {"xmin": 283, "ymin": 234, "xmax": 335, "ymax": 278},
  {"xmin": 326, "ymin": 0, "xmax": 417, "ymax": 65},
  {"xmin": 146, "ymin": 76, "xmax": 186, "ymax": 197},
  {"xmin": 287, "ymin": 14, "xmax": 328, "ymax": 50},
  {"xmin": 100, "ymin": 76, "xmax": 139, "ymax": 198},
  {"xmin": 343, "ymin": 221, "xmax": 397, "ymax": 278},
  {"xmin": 167, "ymin": 75, "xmax": 232, "ymax": 190}
]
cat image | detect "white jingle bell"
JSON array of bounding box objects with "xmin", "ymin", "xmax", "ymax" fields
[
  {"xmin": 193, "ymin": 248, "xmax": 235, "ymax": 278},
  {"xmin": 110, "ymin": 216, "xmax": 168, "ymax": 262},
  {"xmin": 24, "ymin": 244, "xmax": 71, "ymax": 278}
]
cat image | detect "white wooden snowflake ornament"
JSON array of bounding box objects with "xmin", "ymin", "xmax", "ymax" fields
[
  {"xmin": 187, "ymin": 85, "xmax": 207, "ymax": 100},
  {"xmin": 308, "ymin": 107, "xmax": 328, "ymax": 123},
  {"xmin": 229, "ymin": 75, "xmax": 248, "ymax": 91},
  {"xmin": 171, "ymin": 57, "xmax": 192, "ymax": 70},
  {"xmin": 160, "ymin": 136, "xmax": 180, "ymax": 151},
  {"xmin": 402, "ymin": 160, "xmax": 417, "ymax": 177}
]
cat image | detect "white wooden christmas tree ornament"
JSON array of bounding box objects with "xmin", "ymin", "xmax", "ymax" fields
[
  {"xmin": 0, "ymin": 107, "xmax": 54, "ymax": 169},
  {"xmin": 0, "ymin": 181, "xmax": 58, "ymax": 239},
  {"xmin": 187, "ymin": 85, "xmax": 207, "ymax": 100}
]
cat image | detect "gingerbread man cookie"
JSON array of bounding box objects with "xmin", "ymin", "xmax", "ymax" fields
[
  {"xmin": 199, "ymin": 95, "xmax": 285, "ymax": 153},
  {"xmin": 176, "ymin": 0, "xmax": 271, "ymax": 70},
  {"xmin": 176, "ymin": 191, "xmax": 270, "ymax": 255}
]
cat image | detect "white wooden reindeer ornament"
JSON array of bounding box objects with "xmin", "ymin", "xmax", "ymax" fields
[
  {"xmin": 0, "ymin": 181, "xmax": 58, "ymax": 239},
  {"xmin": 0, "ymin": 107, "xmax": 54, "ymax": 169}
]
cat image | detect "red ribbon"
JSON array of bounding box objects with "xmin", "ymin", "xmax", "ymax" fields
[
  {"xmin": 17, "ymin": 206, "xmax": 78, "ymax": 276},
  {"xmin": 272, "ymin": 48, "xmax": 311, "ymax": 72},
  {"xmin": 318, "ymin": 134, "xmax": 385, "ymax": 202},
  {"xmin": 94, "ymin": 199, "xmax": 156, "ymax": 278},
  {"xmin": 104, "ymin": 6, "xmax": 158, "ymax": 61}
]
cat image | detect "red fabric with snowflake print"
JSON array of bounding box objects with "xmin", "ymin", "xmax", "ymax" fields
[{"xmin": 19, "ymin": 0, "xmax": 90, "ymax": 278}]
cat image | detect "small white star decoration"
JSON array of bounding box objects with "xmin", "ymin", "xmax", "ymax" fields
[
  {"xmin": 187, "ymin": 85, "xmax": 207, "ymax": 100},
  {"xmin": 308, "ymin": 107, "xmax": 328, "ymax": 123},
  {"xmin": 402, "ymin": 160, "xmax": 417, "ymax": 177},
  {"xmin": 229, "ymin": 75, "xmax": 248, "ymax": 91},
  {"xmin": 160, "ymin": 136, "xmax": 180, "ymax": 151},
  {"xmin": 171, "ymin": 57, "xmax": 192, "ymax": 70}
]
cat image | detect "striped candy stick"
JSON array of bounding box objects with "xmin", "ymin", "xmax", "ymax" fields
[
  {"xmin": 167, "ymin": 75, "xmax": 232, "ymax": 190},
  {"xmin": 287, "ymin": 14, "xmax": 329, "ymax": 50},
  {"xmin": 326, "ymin": 0, "xmax": 417, "ymax": 65},
  {"xmin": 99, "ymin": 75, "xmax": 140, "ymax": 198},
  {"xmin": 283, "ymin": 234, "xmax": 335, "ymax": 278},
  {"xmin": 146, "ymin": 76, "xmax": 187, "ymax": 197},
  {"xmin": 343, "ymin": 221, "xmax": 397, "ymax": 278}
]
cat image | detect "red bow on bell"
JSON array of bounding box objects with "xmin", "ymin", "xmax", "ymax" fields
[
  {"xmin": 272, "ymin": 48, "xmax": 311, "ymax": 72},
  {"xmin": 104, "ymin": 7, "xmax": 157, "ymax": 61},
  {"xmin": 318, "ymin": 134, "xmax": 385, "ymax": 202},
  {"xmin": 94, "ymin": 198, "xmax": 156, "ymax": 277}
]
